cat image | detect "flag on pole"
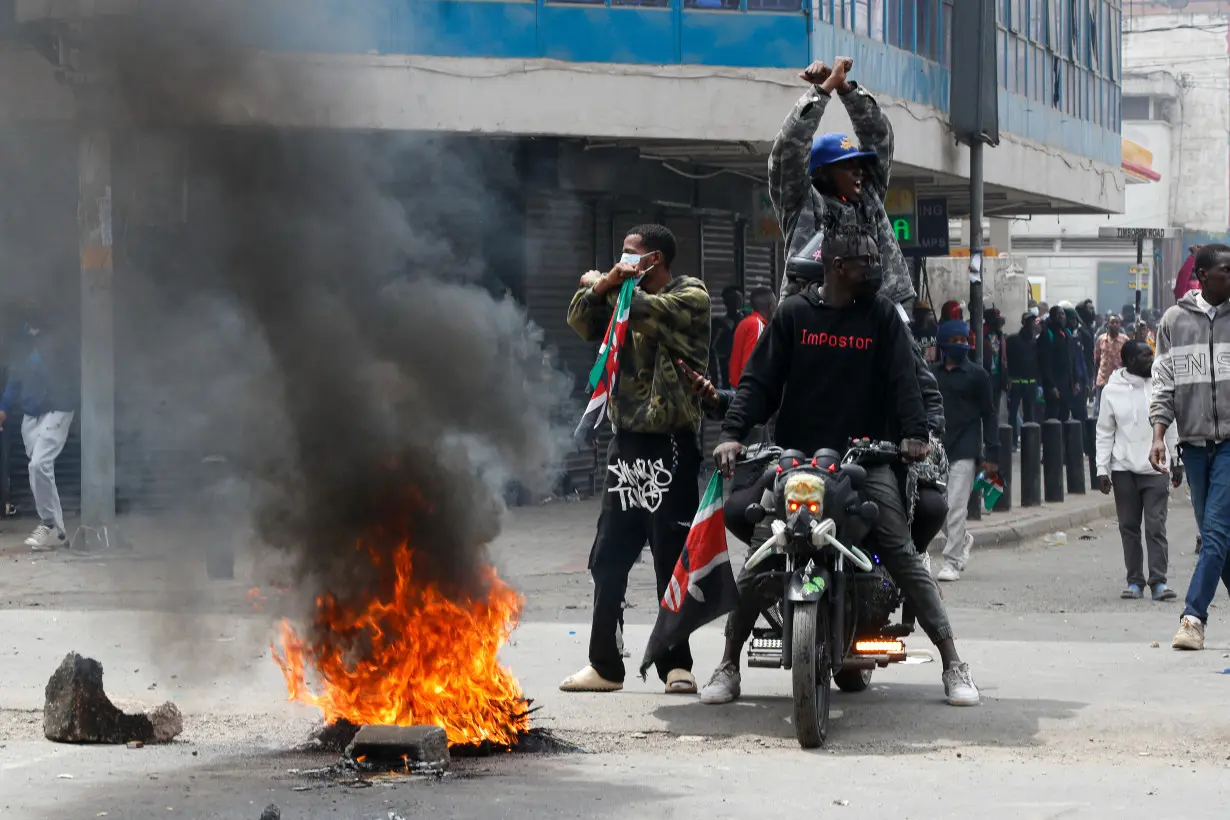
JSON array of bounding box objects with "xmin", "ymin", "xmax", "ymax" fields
[
  {"xmin": 640, "ymin": 472, "xmax": 739, "ymax": 677},
  {"xmin": 574, "ymin": 277, "xmax": 638, "ymax": 445}
]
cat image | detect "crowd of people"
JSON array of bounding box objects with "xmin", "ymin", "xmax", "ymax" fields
[{"xmin": 558, "ymin": 54, "xmax": 1230, "ymax": 715}]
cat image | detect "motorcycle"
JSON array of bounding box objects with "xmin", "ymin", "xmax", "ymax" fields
[{"xmin": 736, "ymin": 438, "xmax": 916, "ymax": 748}]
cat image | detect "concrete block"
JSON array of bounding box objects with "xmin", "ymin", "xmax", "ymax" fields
[{"xmin": 346, "ymin": 724, "xmax": 450, "ymax": 771}]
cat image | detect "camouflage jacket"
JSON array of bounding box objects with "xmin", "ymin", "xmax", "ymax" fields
[
  {"xmin": 567, "ymin": 276, "xmax": 712, "ymax": 436},
  {"xmin": 768, "ymin": 82, "xmax": 914, "ymax": 306}
]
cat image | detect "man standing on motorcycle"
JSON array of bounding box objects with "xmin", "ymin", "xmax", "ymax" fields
[
  {"xmin": 700, "ymin": 225, "xmax": 981, "ymax": 707},
  {"xmin": 767, "ymin": 54, "xmax": 949, "ymax": 553}
]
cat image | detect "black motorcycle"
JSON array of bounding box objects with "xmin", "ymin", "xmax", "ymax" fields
[{"xmin": 736, "ymin": 438, "xmax": 916, "ymax": 748}]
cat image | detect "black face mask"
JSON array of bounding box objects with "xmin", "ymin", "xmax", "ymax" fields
[{"xmin": 851, "ymin": 260, "xmax": 883, "ymax": 302}]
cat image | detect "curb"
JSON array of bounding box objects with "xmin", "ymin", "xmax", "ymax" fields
[{"xmin": 969, "ymin": 499, "xmax": 1120, "ymax": 548}]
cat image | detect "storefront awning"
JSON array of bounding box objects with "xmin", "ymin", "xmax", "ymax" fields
[{"xmin": 1122, "ymin": 138, "xmax": 1161, "ymax": 184}]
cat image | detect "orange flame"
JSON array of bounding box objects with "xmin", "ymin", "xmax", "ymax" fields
[{"xmin": 272, "ymin": 544, "xmax": 528, "ymax": 747}]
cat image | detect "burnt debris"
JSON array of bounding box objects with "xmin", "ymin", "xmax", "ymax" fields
[
  {"xmin": 44, "ymin": 653, "xmax": 184, "ymax": 744},
  {"xmin": 345, "ymin": 725, "xmax": 450, "ymax": 772}
]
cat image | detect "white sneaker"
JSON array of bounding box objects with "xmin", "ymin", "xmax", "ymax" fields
[
  {"xmin": 943, "ymin": 662, "xmax": 980, "ymax": 706},
  {"xmin": 25, "ymin": 524, "xmax": 63, "ymax": 552},
  {"xmin": 699, "ymin": 662, "xmax": 741, "ymax": 704},
  {"xmin": 936, "ymin": 563, "xmax": 961, "ymax": 582},
  {"xmin": 1173, "ymin": 615, "xmax": 1205, "ymax": 651}
]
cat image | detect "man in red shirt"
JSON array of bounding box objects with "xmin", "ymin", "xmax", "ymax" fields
[{"xmin": 728, "ymin": 286, "xmax": 777, "ymax": 386}]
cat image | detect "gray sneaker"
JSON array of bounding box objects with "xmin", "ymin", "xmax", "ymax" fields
[
  {"xmin": 942, "ymin": 662, "xmax": 980, "ymax": 706},
  {"xmin": 699, "ymin": 662, "xmax": 741, "ymax": 704}
]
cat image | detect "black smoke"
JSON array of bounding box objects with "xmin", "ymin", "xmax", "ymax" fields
[{"xmin": 53, "ymin": 4, "xmax": 571, "ymax": 631}]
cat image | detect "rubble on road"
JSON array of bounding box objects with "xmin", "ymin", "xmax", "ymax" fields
[
  {"xmin": 43, "ymin": 652, "xmax": 184, "ymax": 744},
  {"xmin": 258, "ymin": 805, "xmax": 280, "ymax": 820}
]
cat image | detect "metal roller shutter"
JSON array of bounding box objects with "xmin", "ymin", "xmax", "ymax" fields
[
  {"xmin": 663, "ymin": 214, "xmax": 702, "ymax": 282},
  {"xmin": 744, "ymin": 238, "xmax": 778, "ymax": 295},
  {"xmin": 523, "ymin": 192, "xmax": 602, "ymax": 497},
  {"xmin": 700, "ymin": 219, "xmax": 739, "ymax": 453}
]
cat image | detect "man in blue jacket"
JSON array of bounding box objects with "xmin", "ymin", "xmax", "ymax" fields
[{"xmin": 0, "ymin": 310, "xmax": 77, "ymax": 550}]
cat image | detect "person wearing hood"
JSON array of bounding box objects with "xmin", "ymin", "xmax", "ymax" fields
[
  {"xmin": 767, "ymin": 56, "xmax": 946, "ymax": 454},
  {"xmin": 1005, "ymin": 312, "xmax": 1041, "ymax": 450},
  {"xmin": 1096, "ymin": 340, "xmax": 1180, "ymax": 601},
  {"xmin": 1151, "ymin": 244, "xmax": 1230, "ymax": 651},
  {"xmin": 1075, "ymin": 299, "xmax": 1098, "ymax": 379},
  {"xmin": 931, "ymin": 320, "xmax": 999, "ymax": 582},
  {"xmin": 1037, "ymin": 305, "xmax": 1077, "ymax": 421},
  {"xmin": 700, "ymin": 224, "xmax": 980, "ymax": 708}
]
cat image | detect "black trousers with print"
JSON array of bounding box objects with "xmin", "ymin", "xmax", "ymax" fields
[{"xmin": 587, "ymin": 430, "xmax": 700, "ymax": 683}]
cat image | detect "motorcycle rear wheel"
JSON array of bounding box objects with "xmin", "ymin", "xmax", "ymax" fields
[
  {"xmin": 790, "ymin": 601, "xmax": 832, "ymax": 748},
  {"xmin": 833, "ymin": 666, "xmax": 873, "ymax": 692}
]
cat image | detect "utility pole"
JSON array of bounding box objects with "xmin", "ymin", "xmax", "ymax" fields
[{"xmin": 950, "ymin": 0, "xmax": 999, "ymax": 368}]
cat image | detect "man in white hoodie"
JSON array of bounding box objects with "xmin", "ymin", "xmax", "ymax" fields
[{"xmin": 1097, "ymin": 341, "xmax": 1181, "ymax": 601}]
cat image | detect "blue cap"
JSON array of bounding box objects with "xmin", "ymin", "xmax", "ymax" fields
[
  {"xmin": 808, "ymin": 133, "xmax": 876, "ymax": 175},
  {"xmin": 938, "ymin": 320, "xmax": 971, "ymax": 351}
]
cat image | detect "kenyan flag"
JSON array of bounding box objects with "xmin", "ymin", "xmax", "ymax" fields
[
  {"xmin": 574, "ymin": 277, "xmax": 638, "ymax": 445},
  {"xmin": 640, "ymin": 472, "xmax": 739, "ymax": 677}
]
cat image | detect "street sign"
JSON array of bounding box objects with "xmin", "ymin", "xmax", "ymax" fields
[
  {"xmin": 1097, "ymin": 227, "xmax": 1178, "ymax": 240},
  {"xmin": 903, "ymin": 197, "xmax": 950, "ymax": 257}
]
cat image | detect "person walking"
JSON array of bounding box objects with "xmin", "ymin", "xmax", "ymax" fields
[
  {"xmin": 1005, "ymin": 312, "xmax": 1040, "ymax": 450},
  {"xmin": 1151, "ymin": 244, "xmax": 1230, "ymax": 651},
  {"xmin": 932, "ymin": 319, "xmax": 999, "ymax": 582},
  {"xmin": 0, "ymin": 309, "xmax": 78, "ymax": 551},
  {"xmin": 1096, "ymin": 341, "xmax": 1179, "ymax": 601},
  {"xmin": 562, "ymin": 223, "xmax": 711, "ymax": 692}
]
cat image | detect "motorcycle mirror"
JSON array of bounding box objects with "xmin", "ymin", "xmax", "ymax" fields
[
  {"xmin": 859, "ymin": 500, "xmax": 880, "ymax": 522},
  {"xmin": 840, "ymin": 463, "xmax": 867, "ymax": 489},
  {"xmin": 745, "ymin": 503, "xmax": 765, "ymax": 524}
]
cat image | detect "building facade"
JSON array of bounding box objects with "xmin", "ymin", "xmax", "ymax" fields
[
  {"xmin": 1, "ymin": 0, "xmax": 1125, "ymax": 507},
  {"xmin": 1014, "ymin": 8, "xmax": 1229, "ymax": 314}
]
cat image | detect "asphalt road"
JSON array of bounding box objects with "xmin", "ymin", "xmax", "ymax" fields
[{"xmin": 2, "ymin": 494, "xmax": 1229, "ymax": 819}]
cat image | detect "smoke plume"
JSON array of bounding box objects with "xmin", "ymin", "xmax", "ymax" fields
[{"xmin": 28, "ymin": 4, "xmax": 572, "ymax": 641}]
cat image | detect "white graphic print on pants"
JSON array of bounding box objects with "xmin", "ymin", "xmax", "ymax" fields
[{"xmin": 607, "ymin": 458, "xmax": 674, "ymax": 512}]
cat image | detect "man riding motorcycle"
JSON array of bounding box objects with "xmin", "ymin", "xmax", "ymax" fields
[{"xmin": 694, "ymin": 226, "xmax": 980, "ymax": 708}]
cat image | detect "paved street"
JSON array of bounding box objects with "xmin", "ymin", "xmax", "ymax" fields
[{"xmin": 1, "ymin": 489, "xmax": 1229, "ymax": 819}]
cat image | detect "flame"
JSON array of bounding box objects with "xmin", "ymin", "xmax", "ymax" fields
[{"xmin": 272, "ymin": 544, "xmax": 528, "ymax": 747}]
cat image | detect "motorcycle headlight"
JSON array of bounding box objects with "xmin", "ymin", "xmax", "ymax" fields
[{"xmin": 783, "ymin": 473, "xmax": 825, "ymax": 516}]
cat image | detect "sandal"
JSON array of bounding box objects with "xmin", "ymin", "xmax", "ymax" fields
[{"xmin": 665, "ymin": 668, "xmax": 697, "ymax": 694}]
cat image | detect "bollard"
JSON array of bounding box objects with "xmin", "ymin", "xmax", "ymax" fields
[
  {"xmin": 1084, "ymin": 417, "xmax": 1098, "ymax": 489},
  {"xmin": 1020, "ymin": 423, "xmax": 1042, "ymax": 507},
  {"xmin": 994, "ymin": 424, "xmax": 1013, "ymax": 511},
  {"xmin": 1064, "ymin": 420, "xmax": 1086, "ymax": 494},
  {"xmin": 1042, "ymin": 419, "xmax": 1065, "ymax": 503}
]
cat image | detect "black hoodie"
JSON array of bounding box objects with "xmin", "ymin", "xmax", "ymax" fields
[{"xmin": 720, "ymin": 287, "xmax": 927, "ymax": 455}]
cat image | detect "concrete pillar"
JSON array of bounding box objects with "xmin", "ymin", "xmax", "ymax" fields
[
  {"xmin": 78, "ymin": 128, "xmax": 116, "ymax": 528},
  {"xmin": 989, "ymin": 218, "xmax": 1012, "ymax": 255}
]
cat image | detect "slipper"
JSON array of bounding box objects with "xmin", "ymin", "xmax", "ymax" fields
[
  {"xmin": 665, "ymin": 668, "xmax": 697, "ymax": 694},
  {"xmin": 559, "ymin": 665, "xmax": 622, "ymax": 693}
]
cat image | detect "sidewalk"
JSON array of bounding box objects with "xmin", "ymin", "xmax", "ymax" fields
[{"xmin": 961, "ymin": 450, "xmax": 1119, "ymax": 548}]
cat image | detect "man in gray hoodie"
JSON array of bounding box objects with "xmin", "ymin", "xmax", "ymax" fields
[{"xmin": 1149, "ymin": 243, "xmax": 1230, "ymax": 650}]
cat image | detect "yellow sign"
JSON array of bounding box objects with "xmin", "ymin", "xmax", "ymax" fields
[
  {"xmin": 1129, "ymin": 265, "xmax": 1150, "ymax": 290},
  {"xmin": 1028, "ymin": 280, "xmax": 1044, "ymax": 302},
  {"xmin": 949, "ymin": 247, "xmax": 999, "ymax": 258},
  {"xmin": 884, "ymin": 183, "xmax": 915, "ymax": 214}
]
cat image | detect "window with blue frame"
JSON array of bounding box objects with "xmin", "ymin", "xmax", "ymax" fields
[
  {"xmin": 821, "ymin": 0, "xmax": 947, "ymax": 63},
  {"xmin": 996, "ymin": 0, "xmax": 1119, "ymax": 130}
]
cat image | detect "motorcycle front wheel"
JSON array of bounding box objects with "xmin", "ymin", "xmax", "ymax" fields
[{"xmin": 790, "ymin": 600, "xmax": 832, "ymax": 748}]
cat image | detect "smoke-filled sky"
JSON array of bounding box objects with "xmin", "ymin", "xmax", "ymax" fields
[{"xmin": 3, "ymin": 2, "xmax": 573, "ymax": 645}]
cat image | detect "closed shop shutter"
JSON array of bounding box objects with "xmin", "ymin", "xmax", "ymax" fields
[
  {"xmin": 700, "ymin": 219, "xmax": 739, "ymax": 452},
  {"xmin": 523, "ymin": 192, "xmax": 602, "ymax": 497},
  {"xmin": 663, "ymin": 213, "xmax": 702, "ymax": 281},
  {"xmin": 744, "ymin": 237, "xmax": 777, "ymax": 295}
]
